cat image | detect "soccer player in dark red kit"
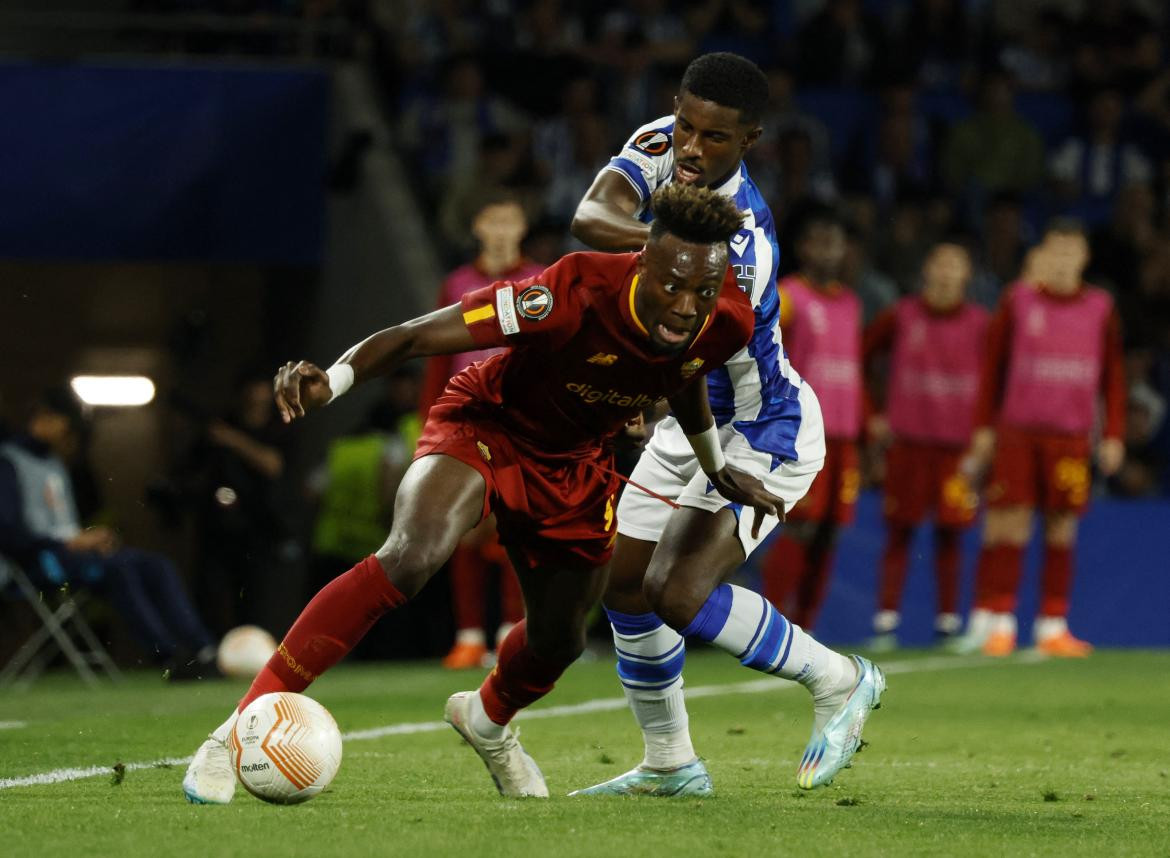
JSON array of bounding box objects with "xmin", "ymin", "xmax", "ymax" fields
[
  {"xmin": 863, "ymin": 240, "xmax": 989, "ymax": 649},
  {"xmin": 419, "ymin": 193, "xmax": 542, "ymax": 670},
  {"xmin": 182, "ymin": 183, "xmax": 775, "ymax": 803},
  {"xmin": 758, "ymin": 209, "xmax": 863, "ymax": 632},
  {"xmin": 957, "ymin": 221, "xmax": 1125, "ymax": 657}
]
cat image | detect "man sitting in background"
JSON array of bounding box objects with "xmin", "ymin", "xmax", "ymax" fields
[{"xmin": 0, "ymin": 388, "xmax": 218, "ymax": 678}]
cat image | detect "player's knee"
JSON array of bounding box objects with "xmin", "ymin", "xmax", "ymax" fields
[
  {"xmin": 374, "ymin": 538, "xmax": 445, "ymax": 599},
  {"xmin": 642, "ymin": 567, "xmax": 704, "ymax": 632}
]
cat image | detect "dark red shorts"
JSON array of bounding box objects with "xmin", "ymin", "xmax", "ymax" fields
[
  {"xmin": 882, "ymin": 439, "xmax": 977, "ymax": 528},
  {"xmin": 414, "ymin": 400, "xmax": 620, "ymax": 572},
  {"xmin": 985, "ymin": 425, "xmax": 1092, "ymax": 513},
  {"xmin": 785, "ymin": 437, "xmax": 860, "ymax": 525}
]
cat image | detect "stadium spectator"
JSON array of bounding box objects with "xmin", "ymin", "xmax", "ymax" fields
[
  {"xmin": 958, "ymin": 221, "xmax": 1126, "ymax": 657},
  {"xmin": 746, "ymin": 66, "xmax": 833, "ymax": 206},
  {"xmin": 796, "ymin": 0, "xmax": 886, "ymax": 87},
  {"xmin": 941, "ymin": 70, "xmax": 1046, "ymax": 209},
  {"xmin": 760, "ymin": 208, "xmax": 862, "ymax": 633},
  {"xmin": 0, "ymin": 389, "xmax": 218, "ymax": 677},
  {"xmin": 997, "ymin": 8, "xmax": 1071, "ymax": 93},
  {"xmin": 967, "ymin": 191, "xmax": 1031, "ymax": 308},
  {"xmin": 398, "ymin": 53, "xmax": 528, "ymax": 197},
  {"xmin": 1049, "ymin": 87, "xmax": 1153, "ymax": 227},
  {"xmin": 863, "ymin": 240, "xmax": 989, "ymax": 649},
  {"xmin": 420, "ymin": 193, "xmax": 541, "ymax": 670},
  {"xmin": 189, "ymin": 375, "xmax": 287, "ymax": 635}
]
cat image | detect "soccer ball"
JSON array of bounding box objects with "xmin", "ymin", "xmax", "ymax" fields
[
  {"xmin": 216, "ymin": 625, "xmax": 277, "ymax": 679},
  {"xmin": 229, "ymin": 692, "xmax": 343, "ymax": 804}
]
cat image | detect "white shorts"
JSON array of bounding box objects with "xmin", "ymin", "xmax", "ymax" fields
[{"xmin": 617, "ymin": 383, "xmax": 826, "ymax": 557}]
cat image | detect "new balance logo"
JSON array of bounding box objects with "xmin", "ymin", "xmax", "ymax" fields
[{"xmin": 587, "ymin": 352, "xmax": 618, "ymax": 366}]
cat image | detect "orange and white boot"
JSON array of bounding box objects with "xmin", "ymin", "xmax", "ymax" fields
[
  {"xmin": 981, "ymin": 613, "xmax": 1017, "ymax": 657},
  {"xmin": 443, "ymin": 630, "xmax": 488, "ymax": 670},
  {"xmin": 1033, "ymin": 616, "xmax": 1093, "ymax": 657}
]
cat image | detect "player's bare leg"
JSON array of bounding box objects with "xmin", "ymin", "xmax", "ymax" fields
[
  {"xmin": 1034, "ymin": 512, "xmax": 1091, "ymax": 656},
  {"xmin": 570, "ymin": 534, "xmax": 713, "ymax": 797},
  {"xmin": 956, "ymin": 505, "xmax": 1032, "ymax": 656},
  {"xmin": 446, "ymin": 555, "xmax": 608, "ymax": 798},
  {"xmin": 184, "ymin": 454, "xmax": 486, "ymax": 804}
]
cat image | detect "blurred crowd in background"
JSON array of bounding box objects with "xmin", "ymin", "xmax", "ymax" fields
[{"xmin": 4, "ymin": 0, "xmax": 1170, "ymax": 670}]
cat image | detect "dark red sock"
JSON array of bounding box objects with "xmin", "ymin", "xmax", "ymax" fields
[
  {"xmin": 977, "ymin": 543, "xmax": 1023, "ymax": 614},
  {"xmin": 878, "ymin": 523, "xmax": 914, "ymax": 613},
  {"xmin": 478, "ymin": 620, "xmax": 568, "ymax": 726},
  {"xmin": 449, "ymin": 545, "xmax": 486, "ymax": 632},
  {"xmin": 934, "ymin": 527, "xmax": 962, "ymax": 616},
  {"xmin": 238, "ymin": 555, "xmax": 406, "ymax": 712},
  {"xmin": 760, "ymin": 535, "xmax": 805, "ymax": 612},
  {"xmin": 498, "ymin": 559, "xmax": 524, "ymax": 626},
  {"xmin": 1040, "ymin": 545, "xmax": 1073, "ymax": 617}
]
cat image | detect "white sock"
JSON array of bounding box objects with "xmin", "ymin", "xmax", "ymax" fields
[
  {"xmin": 494, "ymin": 622, "xmax": 515, "ymax": 649},
  {"xmin": 991, "ymin": 612, "xmax": 1018, "ymax": 637},
  {"xmin": 456, "ymin": 628, "xmax": 486, "ymax": 647},
  {"xmin": 935, "ymin": 613, "xmax": 962, "ymax": 636},
  {"xmin": 1033, "ymin": 615, "xmax": 1068, "ymax": 642},
  {"xmin": 681, "ymin": 584, "xmax": 856, "ymax": 733},
  {"xmin": 964, "ymin": 608, "xmax": 994, "ymax": 643},
  {"xmin": 873, "ymin": 610, "xmax": 900, "ymax": 634},
  {"xmin": 607, "ymin": 612, "xmax": 695, "ymax": 771},
  {"xmin": 468, "ymin": 690, "xmax": 505, "ymax": 741}
]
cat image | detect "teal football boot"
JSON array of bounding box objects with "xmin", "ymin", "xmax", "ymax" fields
[
  {"xmin": 796, "ymin": 655, "xmax": 885, "ymax": 789},
  {"xmin": 569, "ymin": 759, "xmax": 713, "ymax": 797}
]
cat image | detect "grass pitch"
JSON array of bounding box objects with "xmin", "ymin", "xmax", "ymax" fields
[{"xmin": 2, "ymin": 649, "xmax": 1168, "ymax": 858}]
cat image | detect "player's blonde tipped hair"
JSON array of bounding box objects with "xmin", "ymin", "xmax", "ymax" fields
[{"xmin": 649, "ymin": 183, "xmax": 743, "ymax": 246}]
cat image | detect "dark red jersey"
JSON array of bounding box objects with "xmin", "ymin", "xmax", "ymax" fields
[{"xmin": 451, "ymin": 251, "xmax": 754, "ymax": 454}]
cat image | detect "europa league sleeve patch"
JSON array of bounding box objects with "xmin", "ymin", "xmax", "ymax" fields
[
  {"xmin": 632, "ymin": 129, "xmax": 670, "ymax": 156},
  {"xmin": 515, "ymin": 284, "xmax": 554, "ymax": 321}
]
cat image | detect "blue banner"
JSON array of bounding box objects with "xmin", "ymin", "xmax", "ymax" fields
[
  {"xmin": 749, "ymin": 492, "xmax": 1170, "ymax": 648},
  {"xmin": 0, "ymin": 61, "xmax": 329, "ymax": 264}
]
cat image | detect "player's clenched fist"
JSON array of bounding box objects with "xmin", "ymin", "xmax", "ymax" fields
[{"xmin": 274, "ymin": 360, "xmax": 332, "ymax": 423}]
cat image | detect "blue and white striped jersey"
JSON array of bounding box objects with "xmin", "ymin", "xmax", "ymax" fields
[{"xmin": 604, "ymin": 116, "xmax": 807, "ymax": 467}]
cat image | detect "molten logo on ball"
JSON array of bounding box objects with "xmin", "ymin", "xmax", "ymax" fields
[{"xmin": 229, "ymin": 692, "xmax": 342, "ymax": 804}]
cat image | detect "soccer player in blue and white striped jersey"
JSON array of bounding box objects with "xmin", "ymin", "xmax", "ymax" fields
[{"xmin": 570, "ymin": 53, "xmax": 884, "ymax": 795}]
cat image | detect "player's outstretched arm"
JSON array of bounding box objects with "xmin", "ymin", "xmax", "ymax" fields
[
  {"xmin": 669, "ymin": 378, "xmax": 785, "ymax": 539},
  {"xmin": 571, "ymin": 170, "xmax": 651, "ymax": 252},
  {"xmin": 274, "ymin": 304, "xmax": 475, "ymax": 423}
]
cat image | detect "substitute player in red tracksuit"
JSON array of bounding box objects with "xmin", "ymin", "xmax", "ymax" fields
[
  {"xmin": 419, "ymin": 194, "xmax": 542, "ymax": 670},
  {"xmin": 760, "ymin": 209, "xmax": 862, "ymax": 631},
  {"xmin": 182, "ymin": 183, "xmax": 782, "ymax": 803},
  {"xmin": 864, "ymin": 240, "xmax": 989, "ymax": 648},
  {"xmin": 959, "ymin": 221, "xmax": 1125, "ymax": 657}
]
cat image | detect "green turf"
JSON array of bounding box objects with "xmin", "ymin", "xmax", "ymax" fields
[{"xmin": 2, "ymin": 649, "xmax": 1168, "ymax": 857}]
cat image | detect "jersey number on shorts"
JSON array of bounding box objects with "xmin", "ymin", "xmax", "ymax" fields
[{"xmin": 604, "ymin": 495, "xmax": 615, "ymax": 532}]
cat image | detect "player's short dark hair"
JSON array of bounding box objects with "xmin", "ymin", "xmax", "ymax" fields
[
  {"xmin": 648, "ymin": 183, "xmax": 743, "ymax": 246},
  {"xmin": 680, "ymin": 52, "xmax": 769, "ymax": 125},
  {"xmin": 33, "ymin": 387, "xmax": 86, "ymax": 433},
  {"xmin": 1044, "ymin": 216, "xmax": 1086, "ymax": 239}
]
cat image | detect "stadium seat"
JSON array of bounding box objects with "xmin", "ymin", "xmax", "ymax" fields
[{"xmin": 0, "ymin": 553, "xmax": 121, "ymax": 689}]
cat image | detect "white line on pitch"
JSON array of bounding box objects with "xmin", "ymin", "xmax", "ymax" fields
[
  {"xmin": 0, "ymin": 721, "xmax": 27, "ymax": 730},
  {"xmin": 0, "ymin": 652, "xmax": 1045, "ymax": 790}
]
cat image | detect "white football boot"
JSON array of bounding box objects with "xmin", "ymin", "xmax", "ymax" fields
[
  {"xmin": 182, "ymin": 710, "xmax": 238, "ymax": 804},
  {"xmin": 797, "ymin": 655, "xmax": 886, "ymax": 789},
  {"xmin": 444, "ymin": 692, "xmax": 549, "ymax": 798}
]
